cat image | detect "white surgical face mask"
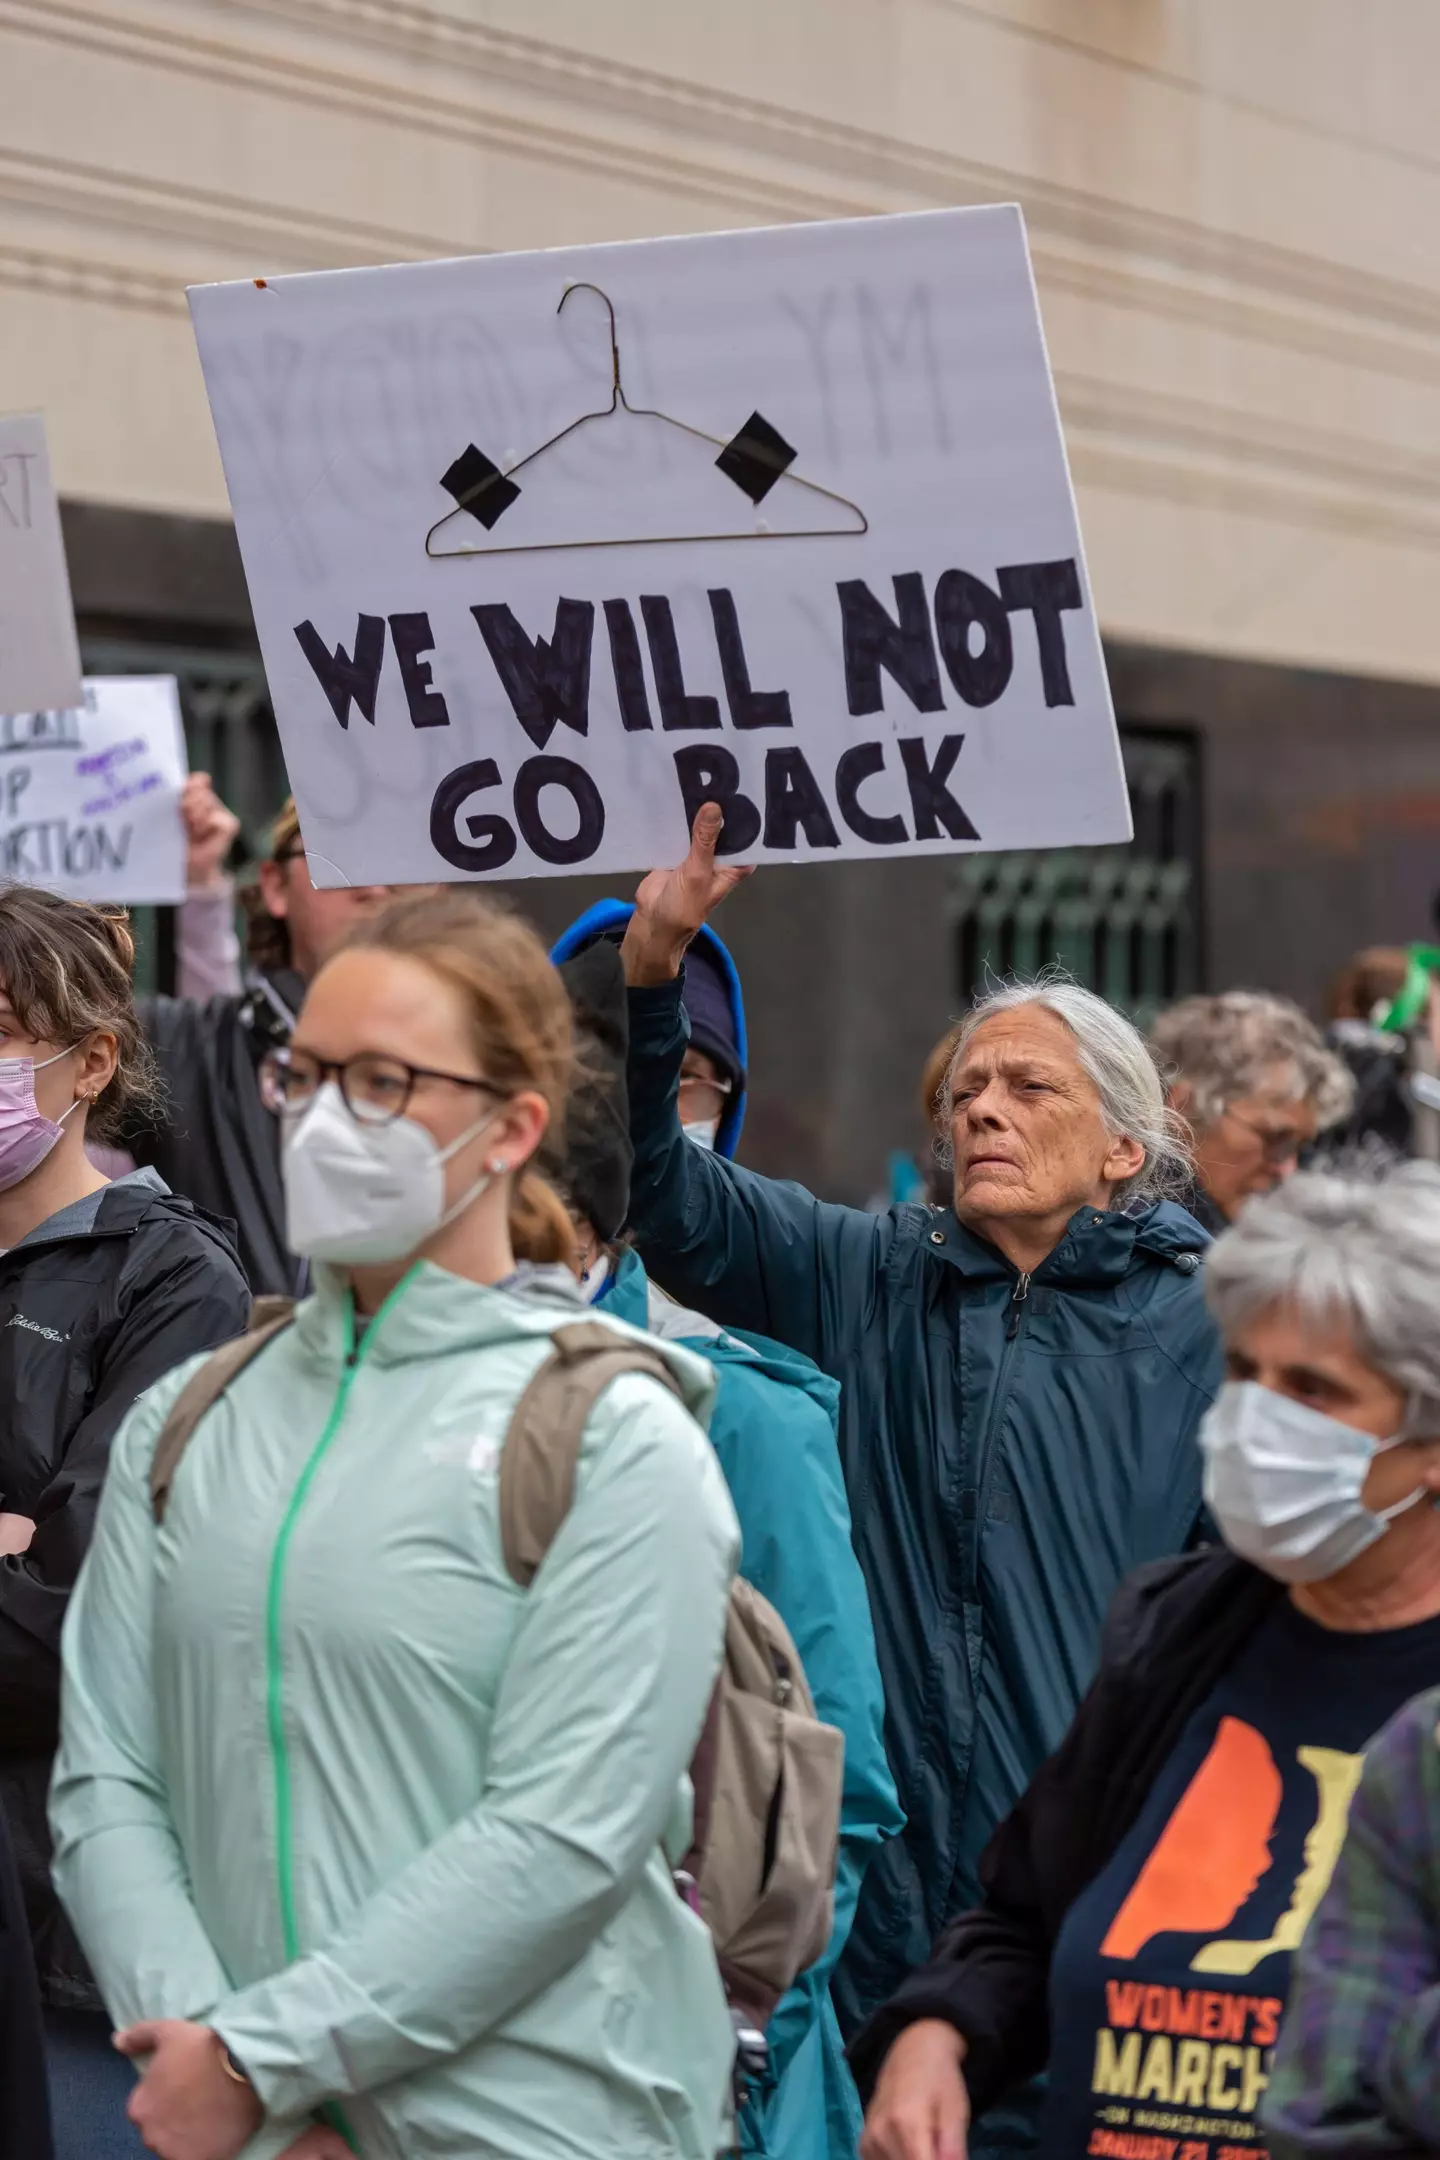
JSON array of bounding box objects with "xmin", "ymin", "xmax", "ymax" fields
[
  {"xmin": 684, "ymin": 1119, "xmax": 718, "ymax": 1153},
  {"xmin": 282, "ymin": 1083, "xmax": 502, "ymax": 1265},
  {"xmin": 1200, "ymin": 1379, "xmax": 1428, "ymax": 1584}
]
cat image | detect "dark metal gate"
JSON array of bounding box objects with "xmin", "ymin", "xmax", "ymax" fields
[{"xmin": 950, "ymin": 724, "xmax": 1204, "ymax": 1027}]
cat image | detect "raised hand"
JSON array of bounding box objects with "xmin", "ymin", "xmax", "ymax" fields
[
  {"xmin": 181, "ymin": 773, "xmax": 242, "ymax": 892},
  {"xmin": 620, "ymin": 803, "xmax": 755, "ymax": 986}
]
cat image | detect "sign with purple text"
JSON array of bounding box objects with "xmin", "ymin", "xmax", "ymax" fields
[
  {"xmin": 189, "ymin": 205, "xmax": 1130, "ymax": 886},
  {"xmin": 0, "ymin": 677, "xmax": 188, "ymax": 903}
]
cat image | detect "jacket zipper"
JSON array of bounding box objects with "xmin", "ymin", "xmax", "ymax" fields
[
  {"xmin": 263, "ymin": 1271, "xmax": 416, "ymax": 2154},
  {"xmin": 970, "ymin": 1271, "xmax": 1031, "ymax": 1583}
]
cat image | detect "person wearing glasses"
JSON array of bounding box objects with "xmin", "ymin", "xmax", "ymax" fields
[
  {"xmin": 51, "ymin": 886, "xmax": 740, "ymax": 2160},
  {"xmin": 1148, "ymin": 993, "xmax": 1354, "ymax": 1231},
  {"xmin": 553, "ymin": 900, "xmax": 748, "ymax": 1156},
  {"xmin": 129, "ymin": 795, "xmax": 395, "ymax": 1298}
]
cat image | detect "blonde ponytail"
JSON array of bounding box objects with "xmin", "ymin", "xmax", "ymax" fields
[{"xmin": 508, "ymin": 1165, "xmax": 576, "ymax": 1266}]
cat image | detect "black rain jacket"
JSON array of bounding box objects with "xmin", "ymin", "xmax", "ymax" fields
[
  {"xmin": 0, "ymin": 1175, "xmax": 249, "ymax": 2005},
  {"xmin": 133, "ymin": 969, "xmax": 304, "ymax": 1298},
  {"xmin": 0, "ymin": 1794, "xmax": 49, "ymax": 2157},
  {"xmin": 848, "ymin": 1548, "xmax": 1284, "ymax": 2119}
]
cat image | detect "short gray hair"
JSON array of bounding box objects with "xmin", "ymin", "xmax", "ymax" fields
[
  {"xmin": 1148, "ymin": 992, "xmax": 1354, "ymax": 1133},
  {"xmin": 941, "ymin": 973, "xmax": 1192, "ymax": 1206},
  {"xmin": 1206, "ymin": 1163, "xmax": 1440, "ymax": 1418}
]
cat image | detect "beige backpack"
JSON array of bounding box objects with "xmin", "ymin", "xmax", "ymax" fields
[{"xmin": 150, "ymin": 1309, "xmax": 845, "ymax": 2038}]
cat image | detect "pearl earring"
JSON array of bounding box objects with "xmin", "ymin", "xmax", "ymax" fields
[{"xmin": 488, "ymin": 1158, "xmax": 507, "ymax": 1174}]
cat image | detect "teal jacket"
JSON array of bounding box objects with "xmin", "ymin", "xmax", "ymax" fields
[
  {"xmin": 52, "ymin": 1263, "xmax": 741, "ymax": 2160},
  {"xmin": 623, "ymin": 978, "xmax": 1223, "ymax": 2047},
  {"xmin": 598, "ymin": 1247, "xmax": 903, "ymax": 2160}
]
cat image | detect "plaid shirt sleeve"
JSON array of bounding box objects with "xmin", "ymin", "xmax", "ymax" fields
[{"xmin": 1263, "ymin": 1684, "xmax": 1440, "ymax": 2159}]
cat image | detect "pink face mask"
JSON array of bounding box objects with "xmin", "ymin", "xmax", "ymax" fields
[{"xmin": 0, "ymin": 1050, "xmax": 81, "ymax": 1193}]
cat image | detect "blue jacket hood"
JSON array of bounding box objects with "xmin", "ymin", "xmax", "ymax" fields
[{"xmin": 551, "ymin": 902, "xmax": 748, "ymax": 1157}]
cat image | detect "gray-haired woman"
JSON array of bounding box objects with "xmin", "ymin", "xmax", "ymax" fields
[
  {"xmin": 852, "ymin": 1162, "xmax": 1440, "ymax": 2160},
  {"xmin": 1149, "ymin": 991, "xmax": 1354, "ymax": 1232},
  {"xmin": 616, "ymin": 811, "xmax": 1225, "ymax": 2128}
]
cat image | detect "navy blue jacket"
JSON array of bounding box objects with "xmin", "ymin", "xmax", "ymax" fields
[{"xmin": 623, "ymin": 979, "xmax": 1224, "ymax": 2030}]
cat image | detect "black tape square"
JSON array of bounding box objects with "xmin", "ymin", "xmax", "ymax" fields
[
  {"xmin": 440, "ymin": 444, "xmax": 520, "ymax": 530},
  {"xmin": 715, "ymin": 411, "xmax": 797, "ymax": 504}
]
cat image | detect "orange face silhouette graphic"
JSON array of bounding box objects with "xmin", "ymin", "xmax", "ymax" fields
[{"xmin": 1101, "ymin": 1716, "xmax": 1282, "ymax": 1960}]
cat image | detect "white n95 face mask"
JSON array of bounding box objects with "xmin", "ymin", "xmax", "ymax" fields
[
  {"xmin": 1200, "ymin": 1379, "xmax": 1426, "ymax": 1585},
  {"xmin": 282, "ymin": 1083, "xmax": 501, "ymax": 1265},
  {"xmin": 684, "ymin": 1119, "xmax": 718, "ymax": 1152}
]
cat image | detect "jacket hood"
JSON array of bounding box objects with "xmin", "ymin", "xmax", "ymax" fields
[
  {"xmin": 298, "ymin": 1258, "xmax": 718, "ymax": 1425},
  {"xmin": 16, "ymin": 1175, "xmax": 244, "ymax": 1275},
  {"xmin": 551, "ymin": 901, "xmax": 748, "ymax": 1158},
  {"xmin": 920, "ymin": 1196, "xmax": 1211, "ymax": 1287}
]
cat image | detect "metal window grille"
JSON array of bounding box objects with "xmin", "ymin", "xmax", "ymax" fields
[{"xmin": 950, "ymin": 724, "xmax": 1203, "ymax": 1028}]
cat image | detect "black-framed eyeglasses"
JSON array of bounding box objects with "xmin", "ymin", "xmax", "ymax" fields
[{"xmin": 259, "ymin": 1045, "xmax": 505, "ymax": 1127}]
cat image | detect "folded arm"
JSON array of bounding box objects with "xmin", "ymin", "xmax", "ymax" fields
[{"xmin": 210, "ymin": 1377, "xmax": 738, "ymax": 2120}]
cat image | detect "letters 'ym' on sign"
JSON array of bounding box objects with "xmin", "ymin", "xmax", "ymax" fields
[
  {"xmin": 0, "ymin": 413, "xmax": 84, "ymax": 719},
  {"xmin": 189, "ymin": 205, "xmax": 1131, "ymax": 886}
]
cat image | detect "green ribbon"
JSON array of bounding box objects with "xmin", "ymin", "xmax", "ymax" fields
[{"xmin": 1378, "ymin": 943, "xmax": 1440, "ymax": 1033}]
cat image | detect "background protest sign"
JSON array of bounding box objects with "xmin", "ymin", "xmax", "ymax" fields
[
  {"xmin": 0, "ymin": 677, "xmax": 188, "ymax": 905},
  {"xmin": 189, "ymin": 205, "xmax": 1131, "ymax": 887},
  {"xmin": 0, "ymin": 413, "xmax": 84, "ymax": 719}
]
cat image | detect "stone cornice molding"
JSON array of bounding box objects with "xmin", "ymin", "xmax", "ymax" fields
[{"xmin": 9, "ymin": 0, "xmax": 1440, "ymax": 348}]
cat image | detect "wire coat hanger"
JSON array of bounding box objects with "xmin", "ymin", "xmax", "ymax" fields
[{"xmin": 425, "ymin": 281, "xmax": 868, "ymax": 559}]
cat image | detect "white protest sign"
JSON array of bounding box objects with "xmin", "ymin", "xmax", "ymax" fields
[
  {"xmin": 0, "ymin": 413, "xmax": 84, "ymax": 718},
  {"xmin": 0, "ymin": 677, "xmax": 189, "ymax": 904},
  {"xmin": 189, "ymin": 205, "xmax": 1130, "ymax": 887}
]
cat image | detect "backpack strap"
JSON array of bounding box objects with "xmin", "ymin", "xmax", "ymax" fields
[
  {"xmin": 150, "ymin": 1302, "xmax": 296, "ymax": 1524},
  {"xmin": 500, "ymin": 1319, "xmax": 683, "ymax": 1587}
]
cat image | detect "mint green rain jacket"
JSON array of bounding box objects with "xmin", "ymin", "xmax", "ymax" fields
[{"xmin": 50, "ymin": 1262, "xmax": 741, "ymax": 2160}]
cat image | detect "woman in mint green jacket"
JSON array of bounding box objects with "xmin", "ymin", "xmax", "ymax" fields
[{"xmin": 50, "ymin": 889, "xmax": 740, "ymax": 2160}]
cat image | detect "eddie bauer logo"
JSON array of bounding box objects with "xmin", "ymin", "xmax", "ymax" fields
[
  {"xmin": 1085, "ymin": 1713, "xmax": 1364, "ymax": 2160},
  {"xmin": 6, "ymin": 1312, "xmax": 68, "ymax": 1344}
]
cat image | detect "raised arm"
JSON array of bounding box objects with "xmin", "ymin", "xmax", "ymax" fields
[
  {"xmin": 130, "ymin": 774, "xmax": 244, "ymax": 1162},
  {"xmin": 622, "ymin": 804, "xmax": 890, "ymax": 1372},
  {"xmin": 176, "ymin": 774, "xmax": 243, "ymax": 1001}
]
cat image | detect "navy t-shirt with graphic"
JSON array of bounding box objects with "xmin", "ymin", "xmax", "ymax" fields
[{"xmin": 1039, "ymin": 1599, "xmax": 1440, "ymax": 2160}]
